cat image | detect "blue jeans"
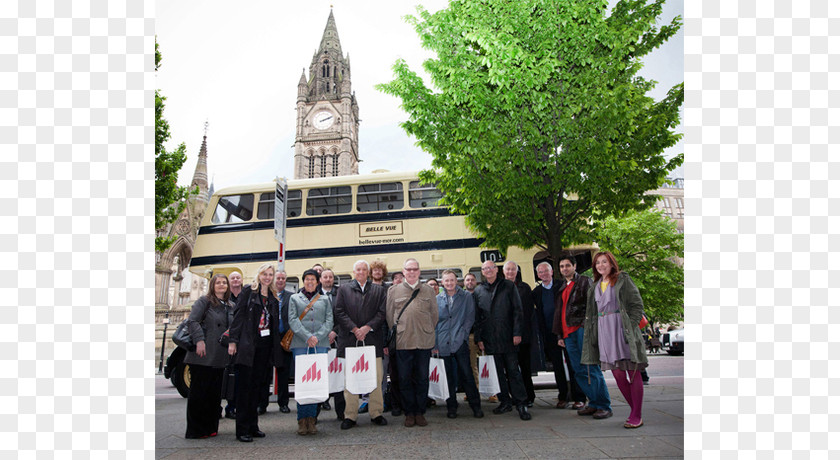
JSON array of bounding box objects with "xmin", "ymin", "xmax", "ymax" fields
[
  {"xmin": 442, "ymin": 341, "xmax": 481, "ymax": 411},
  {"xmin": 564, "ymin": 327, "xmax": 611, "ymax": 411},
  {"xmin": 292, "ymin": 347, "xmax": 329, "ymax": 420},
  {"xmin": 396, "ymin": 349, "xmax": 431, "ymax": 416}
]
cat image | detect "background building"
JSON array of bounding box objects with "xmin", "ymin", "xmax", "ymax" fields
[
  {"xmin": 293, "ymin": 10, "xmax": 360, "ymax": 179},
  {"xmin": 649, "ymin": 177, "xmax": 684, "ymax": 233}
]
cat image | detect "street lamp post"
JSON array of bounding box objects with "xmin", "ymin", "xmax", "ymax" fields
[{"xmin": 158, "ymin": 311, "xmax": 170, "ymax": 373}]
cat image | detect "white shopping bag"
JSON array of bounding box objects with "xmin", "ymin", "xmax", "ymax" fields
[
  {"xmin": 344, "ymin": 345, "xmax": 377, "ymax": 395},
  {"xmin": 478, "ymin": 354, "xmax": 501, "ymax": 397},
  {"xmin": 294, "ymin": 351, "xmax": 329, "ymax": 405},
  {"xmin": 327, "ymin": 348, "xmax": 345, "ymax": 394},
  {"xmin": 427, "ymin": 357, "xmax": 449, "ymax": 402}
]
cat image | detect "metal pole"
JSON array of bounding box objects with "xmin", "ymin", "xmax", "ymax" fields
[{"xmin": 158, "ymin": 311, "xmax": 170, "ymax": 373}]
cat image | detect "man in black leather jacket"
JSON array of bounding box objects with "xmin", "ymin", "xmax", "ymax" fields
[{"xmin": 474, "ymin": 260, "xmax": 531, "ymax": 421}]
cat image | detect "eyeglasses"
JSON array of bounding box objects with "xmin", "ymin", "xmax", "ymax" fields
[
  {"xmin": 481, "ymin": 266, "xmax": 496, "ymax": 272},
  {"xmin": 404, "ymin": 267, "xmax": 419, "ymax": 272}
]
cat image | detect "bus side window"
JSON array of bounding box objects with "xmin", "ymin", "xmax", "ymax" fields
[
  {"xmin": 409, "ymin": 181, "xmax": 443, "ymax": 208},
  {"xmin": 357, "ymin": 182, "xmax": 404, "ymax": 212},
  {"xmin": 306, "ymin": 186, "xmax": 352, "ymax": 216},
  {"xmin": 287, "ymin": 190, "xmax": 302, "ymax": 217},
  {"xmin": 211, "ymin": 194, "xmax": 255, "ymax": 224},
  {"xmin": 257, "ymin": 192, "xmax": 273, "ymax": 220},
  {"xmin": 256, "ymin": 190, "xmax": 302, "ymax": 220}
]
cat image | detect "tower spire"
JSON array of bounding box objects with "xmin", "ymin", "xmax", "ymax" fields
[
  {"xmin": 191, "ymin": 121, "xmax": 209, "ymax": 203},
  {"xmin": 318, "ymin": 8, "xmax": 342, "ymax": 56}
]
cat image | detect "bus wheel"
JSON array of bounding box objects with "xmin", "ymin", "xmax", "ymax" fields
[{"xmin": 171, "ymin": 362, "xmax": 191, "ymax": 398}]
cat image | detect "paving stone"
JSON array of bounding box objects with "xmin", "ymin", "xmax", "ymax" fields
[
  {"xmin": 249, "ymin": 444, "xmax": 374, "ymax": 459},
  {"xmin": 484, "ymin": 425, "xmax": 559, "ymax": 440},
  {"xmin": 657, "ymin": 434, "xmax": 684, "ymax": 450},
  {"xmin": 159, "ymin": 447, "xmax": 259, "ymax": 460},
  {"xmin": 586, "ymin": 435, "xmax": 684, "ymax": 458},
  {"xmin": 429, "ymin": 428, "xmax": 490, "ymax": 442},
  {"xmin": 155, "ymin": 448, "xmax": 177, "ymax": 460},
  {"xmin": 447, "ymin": 440, "xmax": 527, "ymax": 459},
  {"xmin": 369, "ymin": 441, "xmax": 450, "ymax": 459},
  {"xmin": 516, "ymin": 438, "xmax": 609, "ymax": 459}
]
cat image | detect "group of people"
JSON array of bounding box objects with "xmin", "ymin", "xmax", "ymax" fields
[{"xmin": 181, "ymin": 250, "xmax": 649, "ymax": 441}]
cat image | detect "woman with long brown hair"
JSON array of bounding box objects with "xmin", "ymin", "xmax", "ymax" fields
[
  {"xmin": 581, "ymin": 252, "xmax": 648, "ymax": 429},
  {"xmin": 227, "ymin": 263, "xmax": 279, "ymax": 442},
  {"xmin": 184, "ymin": 273, "xmax": 234, "ymax": 439}
]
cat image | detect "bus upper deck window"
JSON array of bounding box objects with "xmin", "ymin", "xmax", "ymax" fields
[
  {"xmin": 257, "ymin": 190, "xmax": 303, "ymax": 219},
  {"xmin": 211, "ymin": 194, "xmax": 255, "ymax": 224},
  {"xmin": 306, "ymin": 186, "xmax": 352, "ymax": 216},
  {"xmin": 357, "ymin": 182, "xmax": 404, "ymax": 212},
  {"xmin": 257, "ymin": 192, "xmax": 273, "ymax": 220},
  {"xmin": 287, "ymin": 190, "xmax": 302, "ymax": 217},
  {"xmin": 409, "ymin": 181, "xmax": 443, "ymax": 208}
]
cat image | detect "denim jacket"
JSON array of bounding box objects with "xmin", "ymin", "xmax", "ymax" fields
[{"xmin": 434, "ymin": 287, "xmax": 475, "ymax": 357}]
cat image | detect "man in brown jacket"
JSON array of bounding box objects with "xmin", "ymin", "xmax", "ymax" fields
[{"xmin": 386, "ymin": 258, "xmax": 438, "ymax": 427}]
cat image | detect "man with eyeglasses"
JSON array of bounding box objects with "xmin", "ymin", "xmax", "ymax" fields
[
  {"xmin": 386, "ymin": 258, "xmax": 439, "ymax": 427},
  {"xmin": 473, "ymin": 260, "xmax": 532, "ymax": 420}
]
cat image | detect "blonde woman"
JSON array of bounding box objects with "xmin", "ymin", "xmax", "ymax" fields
[{"xmin": 228, "ymin": 263, "xmax": 279, "ymax": 442}]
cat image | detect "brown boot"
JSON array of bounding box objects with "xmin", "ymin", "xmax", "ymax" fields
[
  {"xmin": 415, "ymin": 414, "xmax": 428, "ymax": 426},
  {"xmin": 297, "ymin": 419, "xmax": 307, "ymax": 435},
  {"xmin": 307, "ymin": 417, "xmax": 317, "ymax": 435},
  {"xmin": 404, "ymin": 415, "xmax": 416, "ymax": 427}
]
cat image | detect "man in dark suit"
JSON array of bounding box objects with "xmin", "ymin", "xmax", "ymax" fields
[{"xmin": 334, "ymin": 260, "xmax": 389, "ymax": 429}]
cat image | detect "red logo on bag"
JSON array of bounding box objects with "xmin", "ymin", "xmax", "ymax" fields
[
  {"xmin": 329, "ymin": 357, "xmax": 342, "ymax": 374},
  {"xmin": 352, "ymin": 354, "xmax": 369, "ymax": 373},
  {"xmin": 429, "ymin": 366, "xmax": 440, "ymax": 383},
  {"xmin": 301, "ymin": 362, "xmax": 322, "ymax": 383},
  {"xmin": 481, "ymin": 363, "xmax": 489, "ymax": 379}
]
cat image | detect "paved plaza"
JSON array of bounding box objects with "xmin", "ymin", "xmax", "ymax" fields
[{"xmin": 156, "ymin": 354, "xmax": 683, "ymax": 459}]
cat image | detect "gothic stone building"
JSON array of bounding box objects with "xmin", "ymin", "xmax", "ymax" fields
[{"xmin": 293, "ymin": 10, "xmax": 360, "ymax": 179}]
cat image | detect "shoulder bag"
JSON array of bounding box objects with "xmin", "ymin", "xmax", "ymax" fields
[
  {"xmin": 281, "ymin": 293, "xmax": 321, "ymax": 352},
  {"xmin": 172, "ymin": 300, "xmax": 210, "ymax": 352},
  {"xmin": 385, "ymin": 289, "xmax": 420, "ymax": 350}
]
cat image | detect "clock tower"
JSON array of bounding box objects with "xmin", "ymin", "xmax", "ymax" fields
[{"xmin": 294, "ymin": 9, "xmax": 360, "ymax": 179}]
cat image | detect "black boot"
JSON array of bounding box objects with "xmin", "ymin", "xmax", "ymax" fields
[{"xmin": 517, "ymin": 405, "xmax": 532, "ymax": 421}]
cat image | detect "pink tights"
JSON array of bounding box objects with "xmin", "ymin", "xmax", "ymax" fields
[{"xmin": 611, "ymin": 369, "xmax": 643, "ymax": 425}]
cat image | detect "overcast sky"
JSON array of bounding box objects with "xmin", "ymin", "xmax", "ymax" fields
[{"xmin": 157, "ymin": 0, "xmax": 684, "ymax": 191}]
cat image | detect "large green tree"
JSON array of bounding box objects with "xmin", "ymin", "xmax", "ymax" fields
[
  {"xmin": 378, "ymin": 0, "xmax": 683, "ymax": 269},
  {"xmin": 155, "ymin": 39, "xmax": 193, "ymax": 253},
  {"xmin": 587, "ymin": 208, "xmax": 684, "ymax": 329}
]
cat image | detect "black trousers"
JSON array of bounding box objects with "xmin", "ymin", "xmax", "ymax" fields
[
  {"xmin": 235, "ymin": 346, "xmax": 271, "ymax": 437},
  {"xmin": 185, "ymin": 364, "xmax": 224, "ymax": 438},
  {"xmin": 257, "ymin": 355, "xmax": 274, "ymax": 411},
  {"xmin": 443, "ymin": 341, "xmax": 481, "ymax": 411},
  {"xmin": 275, "ymin": 357, "xmax": 292, "ymax": 407},
  {"xmin": 396, "ymin": 349, "xmax": 431, "ymax": 416},
  {"xmin": 494, "ymin": 352, "xmax": 528, "ymax": 407},
  {"xmin": 517, "ymin": 343, "xmax": 536, "ymax": 403},
  {"xmin": 387, "ymin": 349, "xmax": 402, "ymax": 410},
  {"xmin": 545, "ymin": 333, "xmax": 585, "ymax": 402}
]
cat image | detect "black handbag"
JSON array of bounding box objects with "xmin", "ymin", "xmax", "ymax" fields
[
  {"xmin": 220, "ymin": 356, "xmax": 236, "ymax": 402},
  {"xmin": 172, "ymin": 302, "xmax": 209, "ymax": 352},
  {"xmin": 385, "ymin": 289, "xmax": 420, "ymax": 350}
]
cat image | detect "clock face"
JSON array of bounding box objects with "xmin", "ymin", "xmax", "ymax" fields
[{"xmin": 313, "ymin": 111, "xmax": 334, "ymax": 130}]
